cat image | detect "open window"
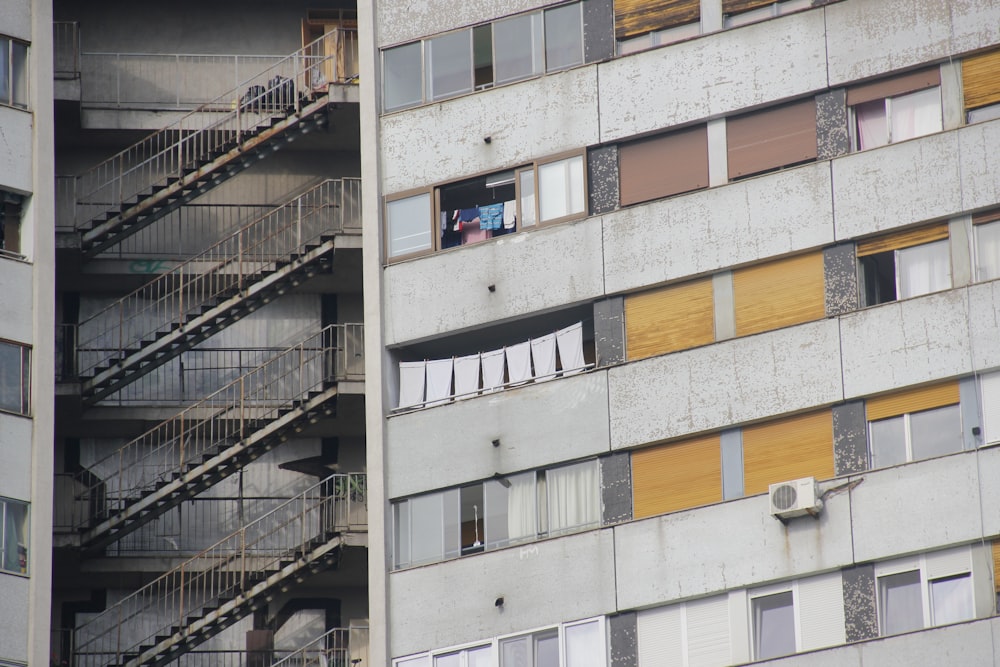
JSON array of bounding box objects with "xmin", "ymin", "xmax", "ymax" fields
[
  {"xmin": 857, "ymin": 223, "xmax": 951, "ymax": 306},
  {"xmin": 866, "ymin": 381, "xmax": 962, "ymax": 469},
  {"xmin": 0, "ymin": 340, "xmax": 30, "ymax": 416},
  {"xmin": 848, "ymin": 67, "xmax": 942, "ymax": 150},
  {"xmin": 0, "ymin": 191, "xmax": 23, "ymax": 257}
]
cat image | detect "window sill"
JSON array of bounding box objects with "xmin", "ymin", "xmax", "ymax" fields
[{"xmin": 0, "ymin": 248, "xmax": 28, "ymax": 263}]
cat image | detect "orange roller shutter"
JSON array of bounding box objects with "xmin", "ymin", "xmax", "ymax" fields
[
  {"xmin": 726, "ymin": 99, "xmax": 817, "ymax": 180},
  {"xmin": 743, "ymin": 410, "xmax": 834, "ymax": 496},
  {"xmin": 615, "ymin": 0, "xmax": 701, "ymax": 40},
  {"xmin": 625, "ymin": 278, "xmax": 715, "ymax": 361},
  {"xmin": 865, "ymin": 381, "xmax": 959, "ymax": 422},
  {"xmin": 722, "ymin": 0, "xmax": 775, "ymax": 16},
  {"xmin": 855, "ymin": 223, "xmax": 950, "ymax": 257},
  {"xmin": 846, "ymin": 67, "xmax": 941, "ymax": 106},
  {"xmin": 632, "ymin": 434, "xmax": 722, "ymax": 518},
  {"xmin": 733, "ymin": 252, "xmax": 825, "ymax": 337},
  {"xmin": 993, "ymin": 540, "xmax": 1000, "ymax": 593},
  {"xmin": 619, "ymin": 126, "xmax": 709, "ymax": 206},
  {"xmin": 962, "ymin": 49, "xmax": 1000, "ymax": 111}
]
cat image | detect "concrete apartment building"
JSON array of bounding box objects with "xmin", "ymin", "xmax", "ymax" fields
[{"xmin": 360, "ymin": 0, "xmax": 1000, "ymax": 665}]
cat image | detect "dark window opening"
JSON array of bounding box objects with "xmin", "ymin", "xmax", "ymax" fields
[
  {"xmin": 860, "ymin": 251, "xmax": 897, "ymax": 306},
  {"xmin": 438, "ymin": 171, "xmax": 518, "ymax": 250}
]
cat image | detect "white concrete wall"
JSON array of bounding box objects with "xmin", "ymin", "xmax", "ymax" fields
[
  {"xmin": 0, "ymin": 106, "xmax": 33, "ymax": 195},
  {"xmin": 385, "ymin": 371, "xmax": 609, "ymax": 497},
  {"xmin": 0, "ymin": 414, "xmax": 32, "ymax": 500},
  {"xmin": 388, "ymin": 528, "xmax": 616, "ymax": 657},
  {"xmin": 376, "ymin": 0, "xmax": 559, "ymax": 47},
  {"xmin": 0, "ymin": 260, "xmax": 33, "ymax": 343},
  {"xmin": 0, "ymin": 0, "xmax": 31, "ymax": 42},
  {"xmin": 0, "ymin": 574, "xmax": 29, "ymax": 662}
]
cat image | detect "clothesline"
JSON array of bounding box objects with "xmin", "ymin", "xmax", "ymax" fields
[{"xmin": 396, "ymin": 321, "xmax": 587, "ymax": 411}]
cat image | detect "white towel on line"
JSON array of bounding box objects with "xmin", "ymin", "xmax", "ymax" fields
[
  {"xmin": 506, "ymin": 341, "xmax": 532, "ymax": 386},
  {"xmin": 481, "ymin": 348, "xmax": 506, "ymax": 393},
  {"xmin": 425, "ymin": 358, "xmax": 455, "ymax": 407},
  {"xmin": 531, "ymin": 333, "xmax": 557, "ymax": 382},
  {"xmin": 453, "ymin": 353, "xmax": 481, "ymax": 399},
  {"xmin": 398, "ymin": 361, "xmax": 426, "ymax": 408},
  {"xmin": 556, "ymin": 322, "xmax": 585, "ymax": 375}
]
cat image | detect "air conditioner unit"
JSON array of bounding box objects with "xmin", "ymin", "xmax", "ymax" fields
[{"xmin": 769, "ymin": 477, "xmax": 822, "ymax": 522}]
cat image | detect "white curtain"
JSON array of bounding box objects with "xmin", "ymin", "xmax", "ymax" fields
[
  {"xmin": 891, "ymin": 87, "xmax": 942, "ymax": 142},
  {"xmin": 855, "ymin": 100, "xmax": 888, "ymax": 150},
  {"xmin": 977, "ymin": 221, "xmax": 1000, "ymax": 281},
  {"xmin": 981, "ymin": 371, "xmax": 1000, "ymax": 446},
  {"xmin": 897, "ymin": 239, "xmax": 950, "ymax": 299},
  {"xmin": 397, "ymin": 361, "xmax": 426, "ymax": 409},
  {"xmin": 556, "ymin": 322, "xmax": 585, "ymax": 374},
  {"xmin": 530, "ymin": 333, "xmax": 557, "ymax": 382},
  {"xmin": 506, "ymin": 472, "xmax": 537, "ymax": 542},
  {"xmin": 505, "ymin": 341, "xmax": 532, "ymax": 385},
  {"xmin": 424, "ymin": 358, "xmax": 454, "ymax": 406},
  {"xmin": 453, "ymin": 353, "xmax": 481, "ymax": 399},
  {"xmin": 480, "ymin": 349, "xmax": 505, "ymax": 393},
  {"xmin": 546, "ymin": 460, "xmax": 600, "ymax": 534},
  {"xmin": 564, "ymin": 620, "xmax": 603, "ymax": 667}
]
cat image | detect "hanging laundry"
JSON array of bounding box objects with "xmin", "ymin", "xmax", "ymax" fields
[
  {"xmin": 453, "ymin": 353, "xmax": 481, "ymax": 399},
  {"xmin": 398, "ymin": 361, "xmax": 427, "ymax": 409},
  {"xmin": 530, "ymin": 333, "xmax": 557, "ymax": 381},
  {"xmin": 481, "ymin": 349, "xmax": 505, "ymax": 393},
  {"xmin": 479, "ymin": 202, "xmax": 504, "ymax": 231},
  {"xmin": 556, "ymin": 322, "xmax": 585, "ymax": 374},
  {"xmin": 425, "ymin": 358, "xmax": 455, "ymax": 406},
  {"xmin": 506, "ymin": 341, "xmax": 532, "ymax": 386},
  {"xmin": 502, "ymin": 200, "xmax": 517, "ymax": 230}
]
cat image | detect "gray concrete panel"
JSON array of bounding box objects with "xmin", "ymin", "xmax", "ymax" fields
[
  {"xmin": 832, "ymin": 131, "xmax": 962, "ymax": 241},
  {"xmin": 383, "ymin": 216, "xmax": 605, "ymax": 346},
  {"xmin": 0, "ymin": 575, "xmax": 29, "ymax": 662},
  {"xmin": 0, "ymin": 107, "xmax": 34, "ymax": 195},
  {"xmin": 588, "ymin": 145, "xmax": 619, "ymax": 215},
  {"xmin": 969, "ymin": 281, "xmax": 1000, "ymax": 372},
  {"xmin": 597, "ymin": 10, "xmax": 827, "ymax": 143},
  {"xmin": 609, "ymin": 320, "xmax": 843, "ymax": 449},
  {"xmin": 712, "ymin": 271, "xmax": 735, "ymax": 341},
  {"xmin": 603, "ymin": 163, "xmax": 834, "ymax": 296},
  {"xmin": 958, "ymin": 119, "xmax": 1000, "ymax": 214},
  {"xmin": 833, "ymin": 401, "xmax": 868, "ymax": 476},
  {"xmin": 388, "ymin": 529, "xmax": 617, "ymax": 657},
  {"xmin": 0, "ymin": 260, "xmax": 33, "ymax": 343},
  {"xmin": 601, "ymin": 452, "xmax": 632, "ymax": 525},
  {"xmin": 824, "ymin": 243, "xmax": 860, "ymax": 317},
  {"xmin": 613, "ymin": 487, "xmax": 854, "ymax": 610},
  {"xmin": 377, "ymin": 0, "xmax": 557, "ymax": 47},
  {"xmin": 816, "ymin": 89, "xmax": 850, "ymax": 161},
  {"xmin": 385, "ymin": 371, "xmax": 610, "ymax": 498},
  {"xmin": 949, "ymin": 0, "xmax": 1000, "ymax": 55},
  {"xmin": 0, "ymin": 0, "xmax": 31, "ymax": 41},
  {"xmin": 973, "ymin": 446, "xmax": 1000, "ymax": 538},
  {"xmin": 0, "ymin": 415, "xmax": 34, "ymax": 501},
  {"xmin": 594, "ymin": 297, "xmax": 625, "ymax": 366},
  {"xmin": 583, "ymin": 0, "xmax": 615, "ymax": 64},
  {"xmin": 755, "ymin": 644, "xmax": 862, "ymax": 667},
  {"xmin": 839, "ymin": 289, "xmax": 973, "ymax": 400},
  {"xmin": 379, "ymin": 67, "xmax": 600, "ymax": 195},
  {"xmin": 949, "ymin": 217, "xmax": 974, "ymax": 288},
  {"xmin": 858, "ymin": 614, "xmax": 996, "ymax": 666},
  {"xmin": 609, "ymin": 612, "xmax": 638, "ymax": 667},
  {"xmin": 720, "ymin": 428, "xmax": 743, "ymax": 500},
  {"xmin": 841, "ymin": 564, "xmax": 878, "ymax": 643},
  {"xmin": 959, "ymin": 376, "xmax": 982, "ymax": 451},
  {"xmin": 849, "ymin": 452, "xmax": 984, "ymax": 564}
]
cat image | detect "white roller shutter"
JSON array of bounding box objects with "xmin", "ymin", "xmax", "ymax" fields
[
  {"xmin": 981, "ymin": 371, "xmax": 1000, "ymax": 445},
  {"xmin": 796, "ymin": 572, "xmax": 846, "ymax": 651},
  {"xmin": 686, "ymin": 595, "xmax": 731, "ymax": 667},
  {"xmin": 637, "ymin": 605, "xmax": 683, "ymax": 666},
  {"xmin": 924, "ymin": 545, "xmax": 972, "ymax": 580}
]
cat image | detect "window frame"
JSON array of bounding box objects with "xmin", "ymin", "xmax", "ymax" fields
[
  {"xmin": 857, "ymin": 229, "xmax": 952, "ymax": 307},
  {"xmin": 383, "ymin": 187, "xmax": 435, "ymax": 263},
  {"xmin": 973, "ymin": 212, "xmax": 1000, "ymax": 282},
  {"xmin": 0, "ymin": 339, "xmax": 30, "ymax": 416},
  {"xmin": 875, "ymin": 551, "xmax": 976, "ymax": 637},
  {"xmin": 849, "ymin": 85, "xmax": 943, "ymax": 151},
  {"xmin": 0, "ymin": 36, "xmax": 29, "ymax": 110},
  {"xmin": 867, "ymin": 402, "xmax": 963, "ymax": 469},
  {"xmin": 0, "ymin": 496, "xmax": 29, "ymax": 576},
  {"xmin": 748, "ymin": 584, "xmax": 799, "ymax": 661}
]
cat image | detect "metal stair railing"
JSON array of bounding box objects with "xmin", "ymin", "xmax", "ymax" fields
[
  {"xmin": 71, "ymin": 473, "xmax": 367, "ymax": 667},
  {"xmin": 269, "ymin": 626, "xmax": 359, "ymax": 667},
  {"xmin": 76, "ymin": 178, "xmax": 357, "ymax": 382},
  {"xmin": 73, "ymin": 30, "xmax": 356, "ymax": 232},
  {"xmin": 71, "ymin": 323, "xmax": 364, "ymax": 538}
]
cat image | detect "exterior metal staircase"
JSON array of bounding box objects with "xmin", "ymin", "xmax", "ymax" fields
[
  {"xmin": 72, "ymin": 34, "xmax": 347, "ymax": 258},
  {"xmin": 75, "ymin": 179, "xmax": 358, "ymax": 404},
  {"xmin": 71, "ymin": 473, "xmax": 367, "ymax": 667},
  {"xmin": 69, "ymin": 323, "xmax": 363, "ymax": 552}
]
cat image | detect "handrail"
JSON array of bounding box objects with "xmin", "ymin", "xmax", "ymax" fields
[
  {"xmin": 72, "ymin": 473, "xmax": 367, "ymax": 667},
  {"xmin": 71, "ymin": 323, "xmax": 364, "ymax": 534},
  {"xmin": 75, "ymin": 178, "xmax": 359, "ymax": 379},
  {"xmin": 74, "ymin": 30, "xmax": 357, "ymax": 231},
  {"xmin": 270, "ymin": 626, "xmax": 363, "ymax": 667}
]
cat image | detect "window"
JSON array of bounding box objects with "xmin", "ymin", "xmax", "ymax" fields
[
  {"xmin": 0, "ymin": 341, "xmax": 30, "ymax": 415},
  {"xmin": 382, "ymin": 4, "xmax": 583, "ymax": 112},
  {"xmin": 615, "ymin": 0, "xmax": 700, "ymax": 54},
  {"xmin": 392, "ymin": 460, "xmax": 600, "ymax": 569},
  {"xmin": 0, "ymin": 191, "xmax": 23, "ymax": 257},
  {"xmin": 752, "ymin": 590, "xmax": 796, "ymax": 660},
  {"xmin": 982, "ymin": 371, "xmax": 1000, "ymax": 447},
  {"xmin": 0, "ymin": 498, "xmax": 28, "ymax": 574},
  {"xmin": 0, "ymin": 36, "xmax": 28, "ymax": 109},
  {"xmin": 723, "ymin": 0, "xmax": 812, "ymax": 28},
  {"xmin": 974, "ymin": 210, "xmax": 1000, "ymax": 281},
  {"xmin": 857, "ymin": 224, "xmax": 951, "ymax": 306},
  {"xmin": 848, "ymin": 68, "xmax": 942, "ymax": 151},
  {"xmin": 866, "ymin": 381, "xmax": 962, "ymax": 469},
  {"xmin": 876, "ymin": 548, "xmax": 977, "ymax": 638},
  {"xmin": 962, "ymin": 48, "xmax": 1000, "ymax": 124},
  {"xmin": 879, "ymin": 570, "xmax": 923, "ymax": 635},
  {"xmin": 619, "ymin": 125, "xmax": 709, "ymax": 206},
  {"xmin": 385, "ymin": 152, "xmax": 587, "ymax": 261},
  {"xmin": 725, "ymin": 99, "xmax": 817, "ymax": 180},
  {"xmin": 433, "ymin": 645, "xmax": 491, "ymax": 667}
]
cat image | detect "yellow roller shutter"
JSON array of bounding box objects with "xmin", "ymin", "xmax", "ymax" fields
[
  {"xmin": 632, "ymin": 434, "xmax": 722, "ymax": 518},
  {"xmin": 733, "ymin": 252, "xmax": 825, "ymax": 338},
  {"xmin": 743, "ymin": 410, "xmax": 834, "ymax": 496},
  {"xmin": 615, "ymin": 0, "xmax": 701, "ymax": 40},
  {"xmin": 625, "ymin": 278, "xmax": 714, "ymax": 361},
  {"xmin": 855, "ymin": 223, "xmax": 950, "ymax": 257},
  {"xmin": 993, "ymin": 540, "xmax": 1000, "ymax": 594},
  {"xmin": 723, "ymin": 0, "xmax": 775, "ymax": 15},
  {"xmin": 963, "ymin": 49, "xmax": 1000, "ymax": 111},
  {"xmin": 865, "ymin": 381, "xmax": 960, "ymax": 422}
]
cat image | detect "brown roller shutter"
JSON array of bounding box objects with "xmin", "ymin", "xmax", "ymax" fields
[
  {"xmin": 632, "ymin": 434, "xmax": 722, "ymax": 518},
  {"xmin": 732, "ymin": 252, "xmax": 825, "ymax": 337},
  {"xmin": 743, "ymin": 410, "xmax": 834, "ymax": 496},
  {"xmin": 726, "ymin": 99, "xmax": 817, "ymax": 179},
  {"xmin": 847, "ymin": 67, "xmax": 941, "ymax": 106},
  {"xmin": 865, "ymin": 381, "xmax": 959, "ymax": 422},
  {"xmin": 856, "ymin": 223, "xmax": 949, "ymax": 257},
  {"xmin": 973, "ymin": 209, "xmax": 1000, "ymax": 226},
  {"xmin": 619, "ymin": 125, "xmax": 709, "ymax": 206},
  {"xmin": 722, "ymin": 0, "xmax": 775, "ymax": 16},
  {"xmin": 615, "ymin": 0, "xmax": 701, "ymax": 40},
  {"xmin": 963, "ymin": 49, "xmax": 1000, "ymax": 111},
  {"xmin": 625, "ymin": 278, "xmax": 715, "ymax": 360},
  {"xmin": 993, "ymin": 540, "xmax": 1000, "ymax": 594}
]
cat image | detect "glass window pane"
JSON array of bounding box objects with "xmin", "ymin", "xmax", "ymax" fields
[
  {"xmin": 384, "ymin": 43, "xmax": 423, "ymax": 111},
  {"xmin": 428, "ymin": 30, "xmax": 472, "ymax": 100},
  {"xmin": 396, "ymin": 656, "xmax": 430, "ymax": 667},
  {"xmin": 909, "ymin": 404, "xmax": 962, "ymax": 461},
  {"xmin": 433, "ymin": 653, "xmax": 460, "ymax": 667},
  {"xmin": 442, "ymin": 488, "xmax": 461, "ymax": 559},
  {"xmin": 546, "ymin": 460, "xmax": 600, "ymax": 534},
  {"xmin": 855, "ymin": 99, "xmax": 888, "ymax": 150},
  {"xmin": 0, "ymin": 39, "xmax": 9, "ymax": 105},
  {"xmin": 500, "ymin": 636, "xmax": 529, "ymax": 666},
  {"xmin": 890, "ymin": 87, "xmax": 942, "ymax": 143},
  {"xmin": 930, "ymin": 574, "xmax": 973, "ymax": 626},
  {"xmin": 11, "ymin": 42, "xmax": 26, "ymax": 108},
  {"xmin": 386, "ymin": 193, "xmax": 432, "ymax": 258},
  {"xmin": 473, "ymin": 25, "xmax": 493, "ymax": 89},
  {"xmin": 393, "ymin": 501, "xmax": 411, "ymax": 568},
  {"xmin": 460, "ymin": 484, "xmax": 485, "ymax": 555},
  {"xmin": 753, "ymin": 591, "xmax": 796, "ymax": 660},
  {"xmin": 538, "ymin": 156, "xmax": 585, "ymax": 222},
  {"xmin": 896, "ymin": 239, "xmax": 951, "ymax": 299},
  {"xmin": 870, "ymin": 416, "xmax": 907, "ymax": 469},
  {"xmin": 2, "ymin": 500, "xmax": 27, "ymax": 573},
  {"xmin": 507, "ymin": 472, "xmax": 537, "ymax": 542},
  {"xmin": 466, "ymin": 646, "xmax": 491, "ymax": 667},
  {"xmin": 484, "ymin": 479, "xmax": 510, "ymax": 549},
  {"xmin": 519, "ymin": 169, "xmax": 536, "ymax": 228},
  {"xmin": 564, "ymin": 620, "xmax": 602, "ymax": 667},
  {"xmin": 535, "ymin": 631, "xmax": 559, "ymax": 667},
  {"xmin": 409, "ymin": 493, "xmax": 444, "ymax": 565},
  {"xmin": 495, "ymin": 13, "xmax": 544, "ymax": 84},
  {"xmin": 544, "ymin": 3, "xmax": 583, "ymax": 71},
  {"xmin": 0, "ymin": 342, "xmax": 23, "ymax": 413},
  {"xmin": 977, "ymin": 220, "xmax": 1000, "ymax": 281},
  {"xmin": 879, "ymin": 570, "xmax": 924, "ymax": 636}
]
